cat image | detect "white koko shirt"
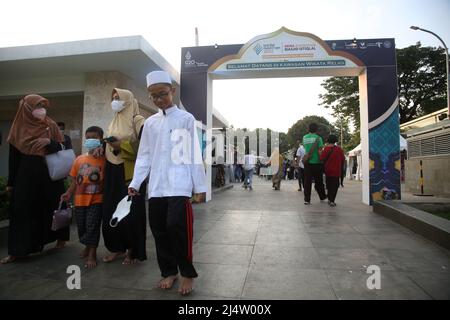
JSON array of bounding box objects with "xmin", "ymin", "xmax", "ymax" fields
[
  {"xmin": 296, "ymin": 145, "xmax": 306, "ymax": 169},
  {"xmin": 129, "ymin": 105, "xmax": 207, "ymax": 198}
]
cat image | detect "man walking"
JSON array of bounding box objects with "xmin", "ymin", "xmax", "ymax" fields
[{"xmin": 302, "ymin": 123, "xmax": 327, "ymax": 205}]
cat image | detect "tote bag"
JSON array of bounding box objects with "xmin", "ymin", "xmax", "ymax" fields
[
  {"xmin": 51, "ymin": 201, "xmax": 72, "ymax": 231},
  {"xmin": 45, "ymin": 148, "xmax": 76, "ymax": 181}
]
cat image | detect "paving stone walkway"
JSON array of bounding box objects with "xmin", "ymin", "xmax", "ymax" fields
[{"xmin": 1, "ymin": 178, "xmax": 449, "ymax": 300}]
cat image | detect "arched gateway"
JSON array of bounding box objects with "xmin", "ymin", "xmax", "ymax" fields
[{"xmin": 180, "ymin": 27, "xmax": 400, "ymax": 205}]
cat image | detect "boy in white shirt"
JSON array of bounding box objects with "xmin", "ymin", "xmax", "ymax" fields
[{"xmin": 128, "ymin": 71, "xmax": 207, "ymax": 295}]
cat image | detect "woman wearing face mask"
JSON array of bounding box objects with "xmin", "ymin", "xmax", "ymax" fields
[
  {"xmin": 1, "ymin": 95, "xmax": 70, "ymax": 264},
  {"xmin": 102, "ymin": 88, "xmax": 147, "ymax": 265}
]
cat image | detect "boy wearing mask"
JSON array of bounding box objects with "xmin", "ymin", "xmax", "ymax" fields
[{"xmin": 61, "ymin": 126, "xmax": 105, "ymax": 268}]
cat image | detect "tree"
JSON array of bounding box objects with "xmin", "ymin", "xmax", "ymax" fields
[
  {"xmin": 333, "ymin": 116, "xmax": 358, "ymax": 152},
  {"xmin": 278, "ymin": 132, "xmax": 290, "ymax": 154},
  {"xmin": 319, "ymin": 76, "xmax": 359, "ymax": 128},
  {"xmin": 286, "ymin": 115, "xmax": 336, "ymax": 148},
  {"xmin": 319, "ymin": 44, "xmax": 447, "ymax": 126},
  {"xmin": 397, "ymin": 44, "xmax": 447, "ymax": 123}
]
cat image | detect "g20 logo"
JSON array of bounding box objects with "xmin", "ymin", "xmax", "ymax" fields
[{"xmin": 185, "ymin": 60, "xmax": 196, "ymax": 66}]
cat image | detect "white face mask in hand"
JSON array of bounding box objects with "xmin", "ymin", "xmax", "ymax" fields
[
  {"xmin": 111, "ymin": 100, "xmax": 126, "ymax": 113},
  {"xmin": 110, "ymin": 196, "xmax": 132, "ymax": 227}
]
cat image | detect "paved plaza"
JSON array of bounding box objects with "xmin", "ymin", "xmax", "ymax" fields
[{"xmin": 1, "ymin": 178, "xmax": 449, "ymax": 300}]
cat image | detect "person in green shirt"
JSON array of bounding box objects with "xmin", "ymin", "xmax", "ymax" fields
[{"xmin": 302, "ymin": 123, "xmax": 327, "ymax": 205}]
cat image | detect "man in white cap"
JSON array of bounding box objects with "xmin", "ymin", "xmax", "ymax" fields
[{"xmin": 128, "ymin": 70, "xmax": 207, "ymax": 295}]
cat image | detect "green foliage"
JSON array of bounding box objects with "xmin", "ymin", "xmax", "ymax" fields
[
  {"xmin": 333, "ymin": 117, "xmax": 358, "ymax": 152},
  {"xmin": 319, "ymin": 76, "xmax": 360, "ymax": 129},
  {"xmin": 286, "ymin": 115, "xmax": 336, "ymax": 148},
  {"xmin": 397, "ymin": 44, "xmax": 447, "ymax": 123},
  {"xmin": 319, "ymin": 44, "xmax": 447, "ymax": 128}
]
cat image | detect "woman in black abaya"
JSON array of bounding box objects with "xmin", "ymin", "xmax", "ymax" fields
[{"xmin": 1, "ymin": 94, "xmax": 69, "ymax": 264}]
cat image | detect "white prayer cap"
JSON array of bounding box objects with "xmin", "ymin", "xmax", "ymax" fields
[{"xmin": 146, "ymin": 70, "xmax": 172, "ymax": 88}]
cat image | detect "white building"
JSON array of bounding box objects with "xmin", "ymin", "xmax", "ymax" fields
[{"xmin": 0, "ymin": 36, "xmax": 228, "ymax": 178}]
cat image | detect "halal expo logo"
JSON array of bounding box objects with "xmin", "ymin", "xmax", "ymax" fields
[{"xmin": 253, "ymin": 43, "xmax": 263, "ymax": 55}]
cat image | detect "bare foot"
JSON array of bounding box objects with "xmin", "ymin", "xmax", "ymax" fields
[
  {"xmin": 79, "ymin": 247, "xmax": 89, "ymax": 258},
  {"xmin": 157, "ymin": 275, "xmax": 178, "ymax": 290},
  {"xmin": 85, "ymin": 248, "xmax": 97, "ymax": 268},
  {"xmin": 178, "ymin": 276, "xmax": 194, "ymax": 295},
  {"xmin": 55, "ymin": 240, "xmax": 66, "ymax": 249},
  {"xmin": 85, "ymin": 258, "xmax": 97, "ymax": 268},
  {"xmin": 0, "ymin": 255, "xmax": 17, "ymax": 264},
  {"xmin": 122, "ymin": 256, "xmax": 137, "ymax": 265},
  {"xmin": 102, "ymin": 252, "xmax": 125, "ymax": 263}
]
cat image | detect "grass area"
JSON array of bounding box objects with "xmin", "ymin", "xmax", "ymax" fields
[
  {"xmin": 425, "ymin": 210, "xmax": 450, "ymax": 221},
  {"xmin": 408, "ymin": 203, "xmax": 450, "ymax": 221}
]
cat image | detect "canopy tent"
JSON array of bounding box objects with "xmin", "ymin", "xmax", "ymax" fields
[{"xmin": 348, "ymin": 135, "xmax": 407, "ymax": 156}]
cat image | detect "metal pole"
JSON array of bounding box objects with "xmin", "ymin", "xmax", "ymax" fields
[
  {"xmin": 413, "ymin": 159, "xmax": 433, "ymax": 196},
  {"xmin": 410, "ymin": 26, "xmax": 450, "ymax": 117},
  {"xmin": 446, "ymin": 47, "xmax": 450, "ymax": 117},
  {"xmin": 195, "ymin": 27, "xmax": 199, "ymax": 46},
  {"xmin": 419, "ymin": 160, "xmax": 424, "ymax": 195}
]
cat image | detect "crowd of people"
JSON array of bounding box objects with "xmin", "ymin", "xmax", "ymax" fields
[
  {"xmin": 2, "ymin": 65, "xmax": 346, "ymax": 296},
  {"xmin": 2, "ymin": 71, "xmax": 206, "ymax": 296},
  {"xmin": 231, "ymin": 123, "xmax": 346, "ymax": 207}
]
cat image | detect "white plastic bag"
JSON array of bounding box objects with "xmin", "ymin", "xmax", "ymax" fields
[{"xmin": 45, "ymin": 148, "xmax": 76, "ymax": 181}]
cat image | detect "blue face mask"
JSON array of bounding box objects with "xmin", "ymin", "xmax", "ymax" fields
[{"xmin": 84, "ymin": 139, "xmax": 101, "ymax": 150}]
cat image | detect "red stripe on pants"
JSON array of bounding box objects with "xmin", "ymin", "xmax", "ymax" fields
[{"xmin": 185, "ymin": 200, "xmax": 193, "ymax": 262}]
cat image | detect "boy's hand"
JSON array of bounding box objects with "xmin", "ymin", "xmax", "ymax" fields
[
  {"xmin": 128, "ymin": 187, "xmax": 140, "ymax": 197},
  {"xmin": 92, "ymin": 146, "xmax": 104, "ymax": 158},
  {"xmin": 60, "ymin": 192, "xmax": 71, "ymax": 202},
  {"xmin": 192, "ymin": 192, "xmax": 206, "ymax": 203}
]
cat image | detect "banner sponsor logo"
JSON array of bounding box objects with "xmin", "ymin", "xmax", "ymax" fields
[
  {"xmin": 184, "ymin": 51, "xmax": 209, "ymax": 68},
  {"xmin": 283, "ymin": 43, "xmax": 316, "ymax": 52},
  {"xmin": 332, "ymin": 41, "xmax": 389, "ymax": 50},
  {"xmin": 345, "ymin": 42, "xmax": 359, "ymax": 49},
  {"xmin": 253, "ymin": 43, "xmax": 263, "ymax": 55},
  {"xmin": 253, "ymin": 42, "xmax": 317, "ymax": 59},
  {"xmin": 262, "ymin": 43, "xmax": 282, "ymax": 54},
  {"xmin": 368, "ymin": 41, "xmax": 384, "ymax": 48}
]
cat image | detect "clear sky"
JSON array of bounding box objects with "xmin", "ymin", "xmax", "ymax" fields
[{"xmin": 2, "ymin": 0, "xmax": 449, "ymax": 133}]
